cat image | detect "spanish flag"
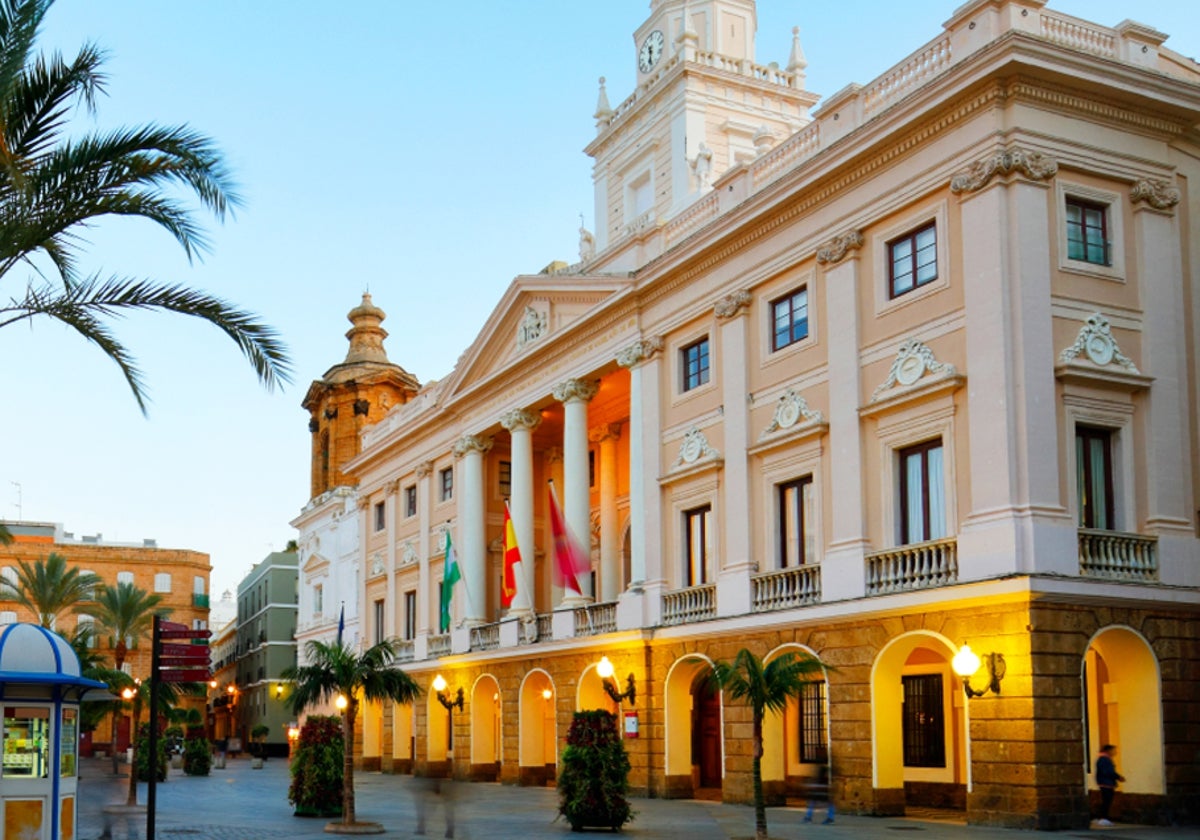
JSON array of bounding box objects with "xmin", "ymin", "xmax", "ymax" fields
[{"xmin": 501, "ymin": 500, "xmax": 521, "ymax": 608}]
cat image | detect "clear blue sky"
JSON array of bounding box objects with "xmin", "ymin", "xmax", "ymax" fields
[{"xmin": 1, "ymin": 1, "xmax": 1195, "ymax": 597}]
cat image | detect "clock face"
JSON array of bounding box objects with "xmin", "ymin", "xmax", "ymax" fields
[{"xmin": 639, "ymin": 30, "xmax": 665, "ymax": 72}]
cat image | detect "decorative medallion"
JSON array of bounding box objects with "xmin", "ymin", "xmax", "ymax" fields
[
  {"xmin": 1130, "ymin": 178, "xmax": 1180, "ymax": 211},
  {"xmin": 815, "ymin": 230, "xmax": 864, "ymax": 264},
  {"xmin": 369, "ymin": 552, "xmax": 385, "ymax": 577},
  {"xmin": 714, "ymin": 290, "xmax": 753, "ymax": 320},
  {"xmin": 949, "ymin": 147, "xmax": 1058, "ymax": 194},
  {"xmin": 516, "ymin": 305, "xmax": 548, "ymax": 350},
  {"xmin": 871, "ymin": 339, "xmax": 957, "ymax": 402},
  {"xmin": 760, "ymin": 389, "xmax": 824, "ymax": 439},
  {"xmin": 674, "ymin": 427, "xmax": 721, "ymax": 467},
  {"xmin": 1058, "ymin": 313, "xmax": 1138, "ymax": 372}
]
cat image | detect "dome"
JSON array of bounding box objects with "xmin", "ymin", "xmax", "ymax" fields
[{"xmin": 0, "ymin": 623, "xmax": 100, "ymax": 686}]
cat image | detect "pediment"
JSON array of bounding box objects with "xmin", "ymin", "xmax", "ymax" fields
[
  {"xmin": 440, "ymin": 273, "xmax": 631, "ymax": 397},
  {"xmin": 302, "ymin": 552, "xmax": 331, "ymax": 576}
]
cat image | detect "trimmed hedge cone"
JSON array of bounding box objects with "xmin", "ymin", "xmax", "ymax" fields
[
  {"xmin": 289, "ymin": 715, "xmax": 344, "ymax": 817},
  {"xmin": 557, "ymin": 710, "xmax": 633, "ymax": 832}
]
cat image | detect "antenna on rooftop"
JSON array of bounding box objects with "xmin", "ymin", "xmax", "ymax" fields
[{"xmin": 10, "ymin": 482, "xmax": 20, "ymax": 520}]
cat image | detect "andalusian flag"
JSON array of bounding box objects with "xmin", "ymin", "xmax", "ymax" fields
[
  {"xmin": 439, "ymin": 529, "xmax": 461, "ymax": 632},
  {"xmin": 501, "ymin": 501, "xmax": 521, "ymax": 608}
]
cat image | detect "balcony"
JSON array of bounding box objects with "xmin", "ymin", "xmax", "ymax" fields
[
  {"xmin": 1079, "ymin": 529, "xmax": 1158, "ymax": 582},
  {"xmin": 427, "ymin": 633, "xmax": 450, "ymax": 658},
  {"xmin": 469, "ymin": 622, "xmax": 500, "ymax": 651},
  {"xmin": 393, "ymin": 639, "xmax": 415, "ymax": 663},
  {"xmin": 752, "ymin": 565, "xmax": 821, "ymax": 612},
  {"xmin": 865, "ymin": 537, "xmax": 958, "ymax": 595},
  {"xmin": 193, "ymin": 593, "xmax": 210, "ymax": 608},
  {"xmin": 574, "ymin": 602, "xmax": 617, "ymax": 637},
  {"xmin": 662, "ymin": 585, "xmax": 716, "ymax": 626}
]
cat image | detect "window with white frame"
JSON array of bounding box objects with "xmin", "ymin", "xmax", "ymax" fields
[
  {"xmin": 404, "ymin": 590, "xmax": 417, "ymax": 641},
  {"xmin": 154, "ymin": 573, "xmax": 171, "ymax": 593},
  {"xmin": 1065, "ymin": 197, "xmax": 1110, "ymax": 266},
  {"xmin": 778, "ymin": 476, "xmax": 815, "ymax": 568},
  {"xmin": 76, "ymin": 614, "xmax": 97, "ymax": 647},
  {"xmin": 116, "ymin": 571, "xmax": 134, "ymax": 586},
  {"xmin": 313, "ymin": 583, "xmax": 324, "ymax": 616},
  {"xmin": 79, "ymin": 570, "xmax": 98, "ymax": 600},
  {"xmin": 681, "ymin": 337, "xmax": 710, "ymax": 392},
  {"xmin": 0, "ymin": 610, "xmax": 17, "ymax": 625},
  {"xmin": 684, "ymin": 505, "xmax": 712, "ymax": 586},
  {"xmin": 898, "ymin": 439, "xmax": 945, "ymax": 544},
  {"xmin": 193, "ymin": 576, "xmax": 205, "ymax": 595},
  {"xmin": 1056, "ymin": 182, "xmax": 1124, "ymax": 281}
]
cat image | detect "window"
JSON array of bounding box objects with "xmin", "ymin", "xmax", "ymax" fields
[
  {"xmin": 899, "ymin": 439, "xmax": 945, "ymax": 544},
  {"xmin": 403, "ymin": 590, "xmax": 417, "ymax": 640},
  {"xmin": 373, "ymin": 501, "xmax": 386, "ymax": 532},
  {"xmin": 116, "ymin": 571, "xmax": 134, "ymax": 586},
  {"xmin": 902, "ymin": 673, "xmax": 945, "ymax": 767},
  {"xmin": 0, "ymin": 611, "xmax": 16, "ymax": 625},
  {"xmin": 193, "ymin": 576, "xmax": 205, "ymax": 596},
  {"xmin": 373, "ymin": 599, "xmax": 385, "ymax": 645},
  {"xmin": 684, "ymin": 505, "xmax": 712, "ymax": 586},
  {"xmin": 154, "ymin": 573, "xmax": 171, "ymax": 593},
  {"xmin": 1066, "ymin": 197, "xmax": 1109, "ymax": 266},
  {"xmin": 1076, "ymin": 426, "xmax": 1115, "ymax": 530},
  {"xmin": 498, "ymin": 461, "xmax": 512, "ymax": 498},
  {"xmin": 439, "ymin": 467, "xmax": 454, "ymax": 502},
  {"xmin": 771, "ymin": 288, "xmax": 809, "ymax": 351},
  {"xmin": 888, "ymin": 222, "xmax": 937, "ymax": 299},
  {"xmin": 0, "ymin": 566, "xmax": 14, "ymax": 587},
  {"xmin": 76, "ymin": 615, "xmax": 97, "ymax": 648},
  {"xmin": 192, "ymin": 619, "xmax": 207, "ymax": 631},
  {"xmin": 798, "ymin": 680, "xmax": 828, "ymax": 763},
  {"xmin": 778, "ymin": 477, "xmax": 814, "ymax": 568},
  {"xmin": 588, "ymin": 450, "xmax": 596, "ymax": 488},
  {"xmin": 682, "ymin": 337, "xmax": 710, "ymax": 392},
  {"xmin": 404, "ymin": 485, "xmax": 417, "ymax": 518},
  {"xmin": 79, "ymin": 570, "xmax": 97, "ymax": 600},
  {"xmin": 313, "ymin": 584, "xmax": 324, "ymax": 615}
]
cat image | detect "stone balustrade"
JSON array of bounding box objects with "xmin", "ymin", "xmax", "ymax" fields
[
  {"xmin": 752, "ymin": 565, "xmax": 822, "ymax": 612},
  {"xmin": 662, "ymin": 584, "xmax": 716, "ymax": 626},
  {"xmin": 469, "ymin": 621, "xmax": 501, "ymax": 651},
  {"xmin": 1040, "ymin": 10, "xmax": 1117, "ymax": 57},
  {"xmin": 574, "ymin": 601, "xmax": 617, "ymax": 636},
  {"xmin": 865, "ymin": 538, "xmax": 958, "ymax": 595},
  {"xmin": 394, "ymin": 639, "xmax": 415, "ymax": 662},
  {"xmin": 427, "ymin": 633, "xmax": 450, "ymax": 658},
  {"xmin": 1078, "ymin": 529, "xmax": 1158, "ymax": 581}
]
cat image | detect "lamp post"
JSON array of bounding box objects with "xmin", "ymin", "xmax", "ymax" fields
[{"xmin": 432, "ymin": 674, "xmax": 463, "ymax": 758}]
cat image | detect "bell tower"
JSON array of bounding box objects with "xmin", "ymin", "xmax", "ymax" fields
[
  {"xmin": 302, "ymin": 294, "xmax": 419, "ymax": 499},
  {"xmin": 585, "ymin": 0, "xmax": 818, "ymax": 264}
]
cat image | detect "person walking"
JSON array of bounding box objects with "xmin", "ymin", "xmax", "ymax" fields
[
  {"xmin": 802, "ymin": 764, "xmax": 835, "ymax": 825},
  {"xmin": 1095, "ymin": 744, "xmax": 1125, "ymax": 826}
]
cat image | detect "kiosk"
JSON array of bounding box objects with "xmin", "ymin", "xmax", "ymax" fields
[{"xmin": 0, "ymin": 623, "xmax": 106, "ymax": 840}]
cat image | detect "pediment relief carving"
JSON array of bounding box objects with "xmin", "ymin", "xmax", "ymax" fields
[
  {"xmin": 516, "ymin": 305, "xmax": 548, "ymax": 350},
  {"xmin": 368, "ymin": 551, "xmax": 386, "ymax": 579},
  {"xmin": 302, "ymin": 552, "xmax": 331, "ymax": 574},
  {"xmin": 401, "ymin": 541, "xmax": 418, "ymax": 566},
  {"xmin": 1055, "ymin": 313, "xmax": 1152, "ymax": 391},
  {"xmin": 750, "ymin": 389, "xmax": 828, "ymax": 454},
  {"xmin": 871, "ymin": 339, "xmax": 960, "ymax": 404},
  {"xmin": 950, "ymin": 147, "xmax": 1057, "ymax": 194},
  {"xmin": 660, "ymin": 427, "xmax": 723, "ymax": 486}
]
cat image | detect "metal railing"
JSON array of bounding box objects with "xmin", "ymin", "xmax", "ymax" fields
[
  {"xmin": 1079, "ymin": 529, "xmax": 1158, "ymax": 581},
  {"xmin": 865, "ymin": 537, "xmax": 958, "ymax": 595},
  {"xmin": 662, "ymin": 584, "xmax": 716, "ymax": 626},
  {"xmin": 752, "ymin": 565, "xmax": 821, "ymax": 612}
]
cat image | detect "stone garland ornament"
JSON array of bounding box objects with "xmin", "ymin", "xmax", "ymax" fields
[
  {"xmin": 1058, "ymin": 313, "xmax": 1139, "ymax": 372},
  {"xmin": 516, "ymin": 305, "xmax": 548, "ymax": 350},
  {"xmin": 815, "ymin": 230, "xmax": 864, "ymax": 264},
  {"xmin": 416, "ymin": 461, "xmax": 433, "ymax": 478},
  {"xmin": 949, "ymin": 147, "xmax": 1058, "ymax": 193},
  {"xmin": 1130, "ymin": 178, "xmax": 1180, "ymax": 211},
  {"xmin": 401, "ymin": 541, "xmax": 418, "ymax": 566},
  {"xmin": 871, "ymin": 338, "xmax": 958, "ymax": 402},
  {"xmin": 760, "ymin": 389, "xmax": 824, "ymax": 440},
  {"xmin": 370, "ymin": 552, "xmax": 385, "ymax": 577},
  {"xmin": 714, "ymin": 290, "xmax": 753, "ymax": 319},
  {"xmin": 673, "ymin": 427, "xmax": 722, "ymax": 467}
]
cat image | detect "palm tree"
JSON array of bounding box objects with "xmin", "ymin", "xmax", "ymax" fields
[
  {"xmin": 0, "ymin": 551, "xmax": 100, "ymax": 627},
  {"xmin": 710, "ymin": 648, "xmax": 828, "ymax": 840},
  {"xmin": 0, "ymin": 0, "xmax": 291, "ymax": 412},
  {"xmin": 283, "ymin": 639, "xmax": 420, "ymax": 829}
]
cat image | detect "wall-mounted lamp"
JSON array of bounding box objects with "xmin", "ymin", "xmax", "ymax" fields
[
  {"xmin": 275, "ymin": 683, "xmax": 284, "ymax": 699},
  {"xmin": 952, "ymin": 644, "xmax": 1006, "ymax": 698},
  {"xmin": 596, "ymin": 655, "xmax": 637, "ymax": 706},
  {"xmin": 335, "ymin": 694, "xmax": 348, "ymax": 711},
  {"xmin": 541, "ymin": 688, "xmax": 553, "ymax": 701}
]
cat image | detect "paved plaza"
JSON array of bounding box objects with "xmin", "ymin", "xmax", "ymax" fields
[{"xmin": 77, "ymin": 757, "xmax": 1191, "ymax": 840}]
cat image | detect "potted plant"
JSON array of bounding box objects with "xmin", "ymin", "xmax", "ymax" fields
[
  {"xmin": 182, "ymin": 736, "xmax": 212, "ymax": 776},
  {"xmin": 250, "ymin": 723, "xmax": 271, "ymax": 768},
  {"xmin": 557, "ymin": 710, "xmax": 633, "ymax": 832},
  {"xmin": 164, "ymin": 725, "xmax": 185, "ymax": 769},
  {"xmin": 134, "ymin": 723, "xmax": 168, "ymax": 782},
  {"xmin": 289, "ymin": 715, "xmax": 344, "ymax": 818}
]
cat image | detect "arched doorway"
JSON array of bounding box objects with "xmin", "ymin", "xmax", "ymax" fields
[
  {"xmin": 577, "ymin": 661, "xmax": 616, "ymax": 713},
  {"xmin": 470, "ymin": 674, "xmax": 502, "ymax": 781},
  {"xmin": 761, "ymin": 644, "xmax": 829, "ymax": 804},
  {"xmin": 663, "ymin": 655, "xmax": 721, "ymax": 798},
  {"xmin": 392, "ymin": 700, "xmax": 414, "ymax": 773},
  {"xmin": 871, "ymin": 631, "xmax": 967, "ymax": 815},
  {"xmin": 1083, "ymin": 626, "xmax": 1164, "ymax": 811},
  {"xmin": 518, "ymin": 669, "xmax": 557, "ymax": 786}
]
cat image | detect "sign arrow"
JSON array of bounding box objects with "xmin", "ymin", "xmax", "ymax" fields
[
  {"xmin": 159, "ymin": 629, "xmax": 211, "ymax": 640},
  {"xmin": 159, "ymin": 656, "xmax": 211, "ymax": 668},
  {"xmin": 161, "ymin": 643, "xmax": 209, "ymax": 658},
  {"xmin": 159, "ymin": 669, "xmax": 210, "ymax": 683}
]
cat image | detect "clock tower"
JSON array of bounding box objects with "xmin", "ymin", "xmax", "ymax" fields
[{"xmin": 585, "ymin": 0, "xmax": 818, "ymax": 266}]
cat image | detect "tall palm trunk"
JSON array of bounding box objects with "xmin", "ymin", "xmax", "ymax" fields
[
  {"xmin": 342, "ymin": 699, "xmax": 358, "ymax": 825},
  {"xmin": 752, "ymin": 713, "xmax": 767, "ymax": 840},
  {"xmin": 125, "ymin": 693, "xmax": 141, "ymax": 806},
  {"xmin": 110, "ymin": 640, "xmax": 128, "ymax": 775}
]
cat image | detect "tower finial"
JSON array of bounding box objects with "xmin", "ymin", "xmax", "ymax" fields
[
  {"xmin": 787, "ymin": 26, "xmax": 808, "ymax": 77},
  {"xmin": 594, "ymin": 76, "xmax": 613, "ymax": 127}
]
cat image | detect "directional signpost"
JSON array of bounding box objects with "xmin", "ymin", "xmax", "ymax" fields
[{"xmin": 147, "ymin": 615, "xmax": 212, "ymax": 840}]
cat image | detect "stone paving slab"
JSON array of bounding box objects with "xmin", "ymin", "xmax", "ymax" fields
[{"xmin": 76, "ymin": 757, "xmax": 1193, "ymax": 840}]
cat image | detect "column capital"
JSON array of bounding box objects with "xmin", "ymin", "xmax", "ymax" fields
[
  {"xmin": 500, "ymin": 408, "xmax": 542, "ymax": 433},
  {"xmin": 816, "ymin": 230, "xmax": 864, "ymax": 265},
  {"xmin": 616, "ymin": 336, "xmax": 664, "ymax": 369},
  {"xmin": 356, "ymin": 495, "xmax": 371, "ymax": 511},
  {"xmin": 588, "ymin": 423, "xmax": 622, "ymax": 444},
  {"xmin": 415, "ymin": 460, "xmax": 434, "ymax": 478},
  {"xmin": 949, "ymin": 146, "xmax": 1057, "ymax": 194},
  {"xmin": 545, "ymin": 446, "xmax": 563, "ymax": 465},
  {"xmin": 1130, "ymin": 178, "xmax": 1180, "ymax": 213},
  {"xmin": 452, "ymin": 434, "xmax": 494, "ymax": 459},
  {"xmin": 714, "ymin": 290, "xmax": 752, "ymax": 320},
  {"xmin": 383, "ymin": 479, "xmax": 401, "ymax": 496},
  {"xmin": 552, "ymin": 378, "xmax": 598, "ymax": 404}
]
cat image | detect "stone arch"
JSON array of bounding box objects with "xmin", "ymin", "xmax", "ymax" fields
[
  {"xmin": 761, "ymin": 643, "xmax": 829, "ymax": 800},
  {"xmin": 871, "ymin": 630, "xmax": 968, "ymax": 807},
  {"xmin": 518, "ymin": 668, "xmax": 558, "ymax": 786},
  {"xmin": 1083, "ymin": 625, "xmax": 1164, "ymax": 795},
  {"xmin": 576, "ymin": 660, "xmax": 615, "ymax": 713},
  {"xmin": 470, "ymin": 673, "xmax": 502, "ymax": 779},
  {"xmin": 664, "ymin": 653, "xmax": 721, "ymax": 796}
]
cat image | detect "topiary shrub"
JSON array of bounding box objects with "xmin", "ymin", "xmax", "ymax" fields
[
  {"xmin": 134, "ymin": 723, "xmax": 167, "ymax": 782},
  {"xmin": 182, "ymin": 738, "xmax": 212, "ymax": 776},
  {"xmin": 557, "ymin": 710, "xmax": 633, "ymax": 832},
  {"xmin": 289, "ymin": 715, "xmax": 343, "ymax": 817}
]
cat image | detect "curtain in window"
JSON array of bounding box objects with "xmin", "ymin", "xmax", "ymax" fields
[
  {"xmin": 927, "ymin": 445, "xmax": 945, "ymax": 539},
  {"xmin": 905, "ymin": 452, "xmax": 924, "ymax": 541},
  {"xmin": 1088, "ymin": 437, "xmax": 1110, "ymax": 530}
]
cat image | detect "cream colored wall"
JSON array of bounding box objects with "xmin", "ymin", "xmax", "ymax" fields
[
  {"xmin": 1086, "ymin": 627, "xmax": 1164, "ymax": 795},
  {"xmin": 392, "ymin": 702, "xmax": 413, "ymax": 760}
]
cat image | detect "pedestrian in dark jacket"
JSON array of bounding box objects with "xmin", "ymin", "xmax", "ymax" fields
[{"xmin": 1095, "ymin": 744, "xmax": 1125, "ymax": 826}]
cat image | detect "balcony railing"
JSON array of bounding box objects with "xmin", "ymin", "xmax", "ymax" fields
[
  {"xmin": 662, "ymin": 584, "xmax": 717, "ymax": 626},
  {"xmin": 1079, "ymin": 529, "xmax": 1158, "ymax": 581},
  {"xmin": 193, "ymin": 593, "xmax": 210, "ymax": 608},
  {"xmin": 470, "ymin": 621, "xmax": 500, "ymax": 651},
  {"xmin": 752, "ymin": 565, "xmax": 821, "ymax": 612},
  {"xmin": 536, "ymin": 613, "xmax": 554, "ymax": 642},
  {"xmin": 393, "ymin": 639, "xmax": 415, "ymax": 663},
  {"xmin": 427, "ymin": 633, "xmax": 450, "ymax": 658},
  {"xmin": 574, "ymin": 602, "xmax": 617, "ymax": 637},
  {"xmin": 866, "ymin": 537, "xmax": 958, "ymax": 595}
]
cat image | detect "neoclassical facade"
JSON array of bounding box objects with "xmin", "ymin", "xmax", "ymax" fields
[{"xmin": 294, "ymin": 0, "xmax": 1200, "ymax": 828}]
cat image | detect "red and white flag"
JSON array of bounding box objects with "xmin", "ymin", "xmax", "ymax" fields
[
  {"xmin": 547, "ymin": 481, "xmax": 588, "ymax": 595},
  {"xmin": 501, "ymin": 500, "xmax": 521, "ymax": 608}
]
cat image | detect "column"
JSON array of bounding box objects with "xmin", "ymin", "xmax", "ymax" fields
[
  {"xmin": 544, "ymin": 447, "xmax": 564, "ymax": 607},
  {"xmin": 415, "ymin": 461, "xmax": 432, "ymax": 654},
  {"xmin": 355, "ymin": 495, "xmax": 371, "ymax": 650},
  {"xmin": 817, "ymin": 231, "xmax": 868, "ymax": 600},
  {"xmin": 552, "ymin": 378, "xmax": 598, "ymax": 601},
  {"xmin": 714, "ymin": 292, "xmax": 754, "ymax": 617},
  {"xmin": 500, "ymin": 408, "xmax": 541, "ymax": 614},
  {"xmin": 590, "ymin": 423, "xmax": 622, "ymax": 602},
  {"xmin": 383, "ymin": 479, "xmax": 399, "ymax": 639},
  {"xmin": 453, "ymin": 434, "xmax": 493, "ymax": 624}
]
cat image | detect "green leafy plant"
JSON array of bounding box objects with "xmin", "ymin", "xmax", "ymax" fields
[
  {"xmin": 134, "ymin": 723, "xmax": 167, "ymax": 782},
  {"xmin": 289, "ymin": 715, "xmax": 344, "ymax": 817},
  {"xmin": 557, "ymin": 710, "xmax": 633, "ymax": 832},
  {"xmin": 251, "ymin": 723, "xmax": 271, "ymax": 757},
  {"xmin": 182, "ymin": 738, "xmax": 211, "ymax": 776}
]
